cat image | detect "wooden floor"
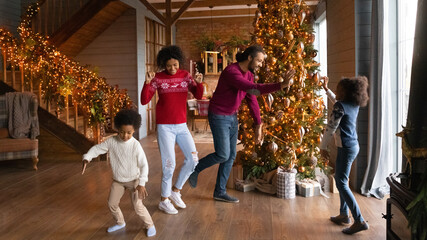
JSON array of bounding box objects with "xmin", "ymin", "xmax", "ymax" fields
[{"xmin": 0, "ymin": 134, "xmax": 387, "ymax": 240}]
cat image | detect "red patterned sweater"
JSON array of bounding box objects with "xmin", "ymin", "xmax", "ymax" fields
[{"xmin": 140, "ymin": 69, "xmax": 203, "ymax": 124}]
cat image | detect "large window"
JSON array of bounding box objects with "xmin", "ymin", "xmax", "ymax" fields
[
  {"xmin": 145, "ymin": 17, "xmax": 165, "ymax": 134},
  {"xmin": 314, "ymin": 11, "xmax": 328, "ymax": 110},
  {"xmin": 394, "ymin": 0, "xmax": 418, "ymax": 171}
]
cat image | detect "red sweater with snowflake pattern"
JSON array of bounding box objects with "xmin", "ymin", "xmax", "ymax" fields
[{"xmin": 141, "ymin": 69, "xmax": 203, "ymax": 124}]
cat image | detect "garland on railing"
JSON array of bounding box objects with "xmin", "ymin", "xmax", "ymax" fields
[{"xmin": 0, "ymin": 1, "xmax": 132, "ymax": 127}]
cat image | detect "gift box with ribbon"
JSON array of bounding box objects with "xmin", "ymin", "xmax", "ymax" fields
[{"xmin": 296, "ymin": 179, "xmax": 321, "ymax": 197}]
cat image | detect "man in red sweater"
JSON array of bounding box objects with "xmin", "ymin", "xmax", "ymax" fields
[{"xmin": 189, "ymin": 45, "xmax": 295, "ymax": 202}]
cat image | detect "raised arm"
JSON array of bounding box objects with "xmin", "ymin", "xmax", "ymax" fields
[
  {"xmin": 321, "ymin": 76, "xmax": 336, "ymax": 104},
  {"xmin": 141, "ymin": 71, "xmax": 158, "ymax": 105},
  {"xmin": 188, "ymin": 72, "xmax": 204, "ymax": 100},
  {"xmin": 226, "ymin": 70, "xmax": 282, "ymax": 96}
]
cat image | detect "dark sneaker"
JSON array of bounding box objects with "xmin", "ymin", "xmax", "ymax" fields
[
  {"xmin": 342, "ymin": 221, "xmax": 369, "ymax": 234},
  {"xmin": 188, "ymin": 171, "xmax": 198, "ymax": 188},
  {"xmin": 213, "ymin": 193, "xmax": 239, "ymax": 203},
  {"xmin": 330, "ymin": 215, "xmax": 351, "ymax": 225}
]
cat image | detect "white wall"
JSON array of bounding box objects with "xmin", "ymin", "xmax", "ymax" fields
[
  {"xmin": 119, "ymin": 0, "xmax": 174, "ymax": 138},
  {"xmin": 75, "ymin": 8, "xmax": 140, "ymax": 135}
]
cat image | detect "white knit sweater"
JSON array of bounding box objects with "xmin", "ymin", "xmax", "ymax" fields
[{"xmin": 83, "ymin": 136, "xmax": 149, "ymax": 186}]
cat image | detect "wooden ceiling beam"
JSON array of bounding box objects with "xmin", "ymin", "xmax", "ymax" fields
[
  {"xmin": 152, "ymin": 0, "xmax": 257, "ymax": 9},
  {"xmin": 170, "ymin": 0, "xmax": 196, "ymax": 25},
  {"xmin": 139, "ymin": 0, "xmax": 166, "ymax": 23},
  {"xmin": 180, "ymin": 8, "xmax": 257, "ymax": 18}
]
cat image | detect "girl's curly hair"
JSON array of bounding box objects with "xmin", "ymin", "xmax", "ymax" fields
[
  {"xmin": 337, "ymin": 76, "xmax": 369, "ymax": 107},
  {"xmin": 114, "ymin": 109, "xmax": 141, "ymax": 130},
  {"xmin": 156, "ymin": 45, "xmax": 184, "ymax": 69}
]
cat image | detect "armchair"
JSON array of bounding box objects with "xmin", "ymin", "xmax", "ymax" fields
[{"xmin": 0, "ymin": 92, "xmax": 39, "ymax": 170}]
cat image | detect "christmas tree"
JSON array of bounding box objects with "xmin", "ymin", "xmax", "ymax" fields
[{"xmin": 238, "ymin": 0, "xmax": 329, "ymax": 179}]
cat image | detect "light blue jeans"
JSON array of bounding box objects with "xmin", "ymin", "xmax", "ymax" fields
[
  {"xmin": 193, "ymin": 112, "xmax": 238, "ymax": 196},
  {"xmin": 157, "ymin": 123, "xmax": 198, "ymax": 198},
  {"xmin": 335, "ymin": 144, "xmax": 364, "ymax": 222}
]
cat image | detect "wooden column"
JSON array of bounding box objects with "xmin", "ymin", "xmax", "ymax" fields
[
  {"xmin": 11, "ymin": 65, "xmax": 15, "ymax": 90},
  {"xmin": 29, "ymin": 70, "xmax": 33, "ymax": 92},
  {"xmin": 38, "ymin": 84, "xmax": 42, "ymax": 104},
  {"xmin": 2, "ymin": 49, "xmax": 6, "ymax": 82},
  {"xmin": 20, "ymin": 62, "xmax": 24, "ymax": 92},
  {"xmin": 74, "ymin": 102, "xmax": 78, "ymax": 130},
  {"xmin": 65, "ymin": 95, "xmax": 69, "ymax": 125},
  {"xmin": 83, "ymin": 116, "xmax": 88, "ymax": 137}
]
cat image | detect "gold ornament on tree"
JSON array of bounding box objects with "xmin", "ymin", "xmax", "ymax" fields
[
  {"xmin": 308, "ymin": 155, "xmax": 318, "ymax": 167},
  {"xmin": 268, "ymin": 141, "xmax": 278, "ymax": 153},
  {"xmin": 299, "ymin": 11, "xmax": 306, "ymax": 25},
  {"xmin": 284, "ymin": 98, "xmax": 291, "ymax": 108},
  {"xmin": 286, "ymin": 31, "xmax": 294, "ymax": 41},
  {"xmin": 298, "ymin": 126, "xmax": 305, "ymax": 143},
  {"xmin": 267, "ymin": 93, "xmax": 274, "ymax": 109}
]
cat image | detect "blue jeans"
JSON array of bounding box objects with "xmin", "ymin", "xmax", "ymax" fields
[
  {"xmin": 194, "ymin": 112, "xmax": 238, "ymax": 196},
  {"xmin": 335, "ymin": 145, "xmax": 364, "ymax": 222},
  {"xmin": 157, "ymin": 123, "xmax": 198, "ymax": 198}
]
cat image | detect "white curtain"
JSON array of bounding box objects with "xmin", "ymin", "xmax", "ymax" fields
[{"xmin": 360, "ymin": 0, "xmax": 394, "ymax": 199}]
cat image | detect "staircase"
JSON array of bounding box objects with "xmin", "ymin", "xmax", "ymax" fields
[
  {"xmin": 0, "ymin": 0, "xmax": 132, "ymax": 155},
  {"xmin": 34, "ymin": 0, "xmax": 130, "ymax": 57}
]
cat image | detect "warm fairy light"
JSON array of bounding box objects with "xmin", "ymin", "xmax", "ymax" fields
[
  {"xmin": 0, "ymin": 1, "xmax": 132, "ymax": 127},
  {"xmin": 238, "ymin": 0, "xmax": 329, "ymax": 179}
]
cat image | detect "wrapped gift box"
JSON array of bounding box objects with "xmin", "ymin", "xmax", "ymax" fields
[
  {"xmin": 226, "ymin": 164, "xmax": 243, "ymax": 189},
  {"xmin": 277, "ymin": 167, "xmax": 297, "ymax": 199},
  {"xmin": 235, "ymin": 180, "xmax": 255, "ymax": 192},
  {"xmin": 296, "ymin": 180, "xmax": 321, "ymax": 197}
]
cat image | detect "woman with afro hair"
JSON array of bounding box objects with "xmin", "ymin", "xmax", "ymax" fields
[
  {"xmin": 141, "ymin": 45, "xmax": 203, "ymax": 214},
  {"xmin": 320, "ymin": 76, "xmax": 370, "ymax": 235}
]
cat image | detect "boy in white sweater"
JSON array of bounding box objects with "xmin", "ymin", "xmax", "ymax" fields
[{"xmin": 81, "ymin": 109, "xmax": 156, "ymax": 237}]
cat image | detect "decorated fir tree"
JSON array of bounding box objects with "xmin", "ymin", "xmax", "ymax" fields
[{"xmin": 238, "ymin": 0, "xmax": 329, "ymax": 179}]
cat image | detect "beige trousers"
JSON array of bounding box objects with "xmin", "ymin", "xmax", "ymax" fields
[{"xmin": 108, "ymin": 179, "xmax": 154, "ymax": 228}]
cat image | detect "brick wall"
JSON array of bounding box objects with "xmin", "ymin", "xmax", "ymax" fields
[{"xmin": 175, "ymin": 17, "xmax": 253, "ymax": 71}]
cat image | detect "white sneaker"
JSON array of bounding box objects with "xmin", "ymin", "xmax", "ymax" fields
[
  {"xmin": 169, "ymin": 191, "xmax": 187, "ymax": 209},
  {"xmin": 158, "ymin": 199, "xmax": 178, "ymax": 214},
  {"xmin": 107, "ymin": 223, "xmax": 126, "ymax": 233},
  {"xmin": 147, "ymin": 225, "xmax": 156, "ymax": 237}
]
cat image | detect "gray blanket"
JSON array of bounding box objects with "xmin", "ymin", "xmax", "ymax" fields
[{"xmin": 6, "ymin": 92, "xmax": 40, "ymax": 139}]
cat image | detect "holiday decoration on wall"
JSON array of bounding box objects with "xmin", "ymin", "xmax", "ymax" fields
[
  {"xmin": 0, "ymin": 1, "xmax": 132, "ymax": 128},
  {"xmin": 238, "ymin": 0, "xmax": 330, "ymax": 179}
]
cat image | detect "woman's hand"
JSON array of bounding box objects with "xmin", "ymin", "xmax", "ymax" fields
[
  {"xmin": 81, "ymin": 160, "xmax": 89, "ymax": 175},
  {"xmin": 281, "ymin": 69, "xmax": 296, "ymax": 89},
  {"xmin": 321, "ymin": 76, "xmax": 329, "ymax": 91},
  {"xmin": 136, "ymin": 185, "xmax": 148, "ymax": 200},
  {"xmin": 194, "ymin": 73, "xmax": 203, "ymax": 83},
  {"xmin": 145, "ymin": 71, "xmax": 155, "ymax": 84}
]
